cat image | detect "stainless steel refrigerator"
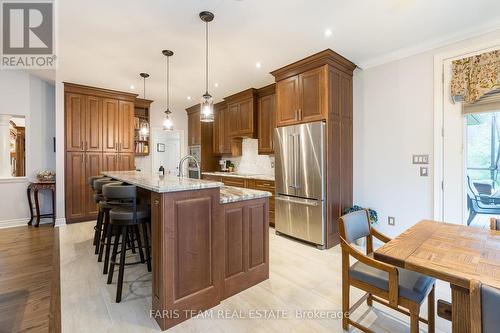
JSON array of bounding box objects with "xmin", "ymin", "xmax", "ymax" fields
[{"xmin": 274, "ymin": 121, "xmax": 326, "ymax": 248}]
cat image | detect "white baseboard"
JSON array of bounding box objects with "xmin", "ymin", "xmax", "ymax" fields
[
  {"xmin": 0, "ymin": 218, "xmax": 30, "ymax": 229},
  {"xmin": 55, "ymin": 218, "xmax": 66, "ymax": 227},
  {"xmin": 0, "ymin": 217, "xmax": 66, "ymax": 229}
]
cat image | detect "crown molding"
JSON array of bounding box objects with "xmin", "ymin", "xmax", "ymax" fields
[{"xmin": 359, "ymin": 22, "xmax": 500, "ymax": 69}]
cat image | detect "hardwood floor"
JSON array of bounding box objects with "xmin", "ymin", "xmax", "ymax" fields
[
  {"xmin": 0, "ymin": 225, "xmax": 60, "ymax": 333},
  {"xmin": 60, "ymin": 222, "xmax": 452, "ymax": 332}
]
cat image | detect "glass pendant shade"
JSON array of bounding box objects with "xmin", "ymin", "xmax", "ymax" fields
[
  {"xmin": 200, "ymin": 93, "xmax": 214, "ymax": 122},
  {"xmin": 162, "ymin": 110, "xmax": 173, "ymax": 131}
]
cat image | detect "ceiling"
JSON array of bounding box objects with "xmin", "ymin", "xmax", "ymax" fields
[{"xmin": 56, "ymin": 0, "xmax": 500, "ymax": 118}]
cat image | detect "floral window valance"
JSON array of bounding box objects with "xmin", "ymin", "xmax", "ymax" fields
[{"xmin": 451, "ymin": 49, "xmax": 500, "ymax": 104}]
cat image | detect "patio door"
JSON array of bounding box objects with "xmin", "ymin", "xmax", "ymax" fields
[
  {"xmin": 442, "ymin": 58, "xmax": 500, "ymax": 226},
  {"xmin": 442, "ymin": 59, "xmax": 466, "ymax": 225}
]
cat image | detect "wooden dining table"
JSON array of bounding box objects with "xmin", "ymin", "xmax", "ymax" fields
[{"xmin": 374, "ymin": 220, "xmax": 500, "ymax": 333}]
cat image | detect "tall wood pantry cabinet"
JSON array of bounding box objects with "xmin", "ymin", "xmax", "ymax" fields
[
  {"xmin": 271, "ymin": 49, "xmax": 356, "ymax": 249},
  {"xmin": 64, "ymin": 83, "xmax": 138, "ymax": 223}
]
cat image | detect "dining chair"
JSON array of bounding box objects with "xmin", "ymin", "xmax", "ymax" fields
[
  {"xmin": 339, "ymin": 210, "xmax": 436, "ymax": 333},
  {"xmin": 470, "ymin": 280, "xmax": 500, "ymax": 333},
  {"xmin": 489, "ymin": 218, "xmax": 500, "ymax": 230}
]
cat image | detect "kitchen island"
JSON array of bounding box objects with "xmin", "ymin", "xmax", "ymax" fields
[{"xmin": 102, "ymin": 171, "xmax": 271, "ymax": 330}]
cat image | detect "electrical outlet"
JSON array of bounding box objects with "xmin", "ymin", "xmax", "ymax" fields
[{"xmin": 388, "ymin": 216, "xmax": 395, "ymax": 226}]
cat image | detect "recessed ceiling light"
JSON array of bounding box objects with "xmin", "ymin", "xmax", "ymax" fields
[
  {"xmin": 255, "ymin": 62, "xmax": 262, "ymax": 69},
  {"xmin": 324, "ymin": 29, "xmax": 333, "ymax": 38},
  {"xmin": 187, "ymin": 96, "xmax": 192, "ymax": 100},
  {"xmin": 214, "ymin": 83, "xmax": 219, "ymax": 87},
  {"xmin": 130, "ymin": 85, "xmax": 135, "ymax": 90}
]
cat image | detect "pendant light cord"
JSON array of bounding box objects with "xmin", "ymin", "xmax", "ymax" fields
[
  {"xmin": 205, "ymin": 20, "xmax": 209, "ymax": 95},
  {"xmin": 166, "ymin": 55, "xmax": 170, "ymax": 111},
  {"xmin": 143, "ymin": 77, "xmax": 146, "ymax": 99}
]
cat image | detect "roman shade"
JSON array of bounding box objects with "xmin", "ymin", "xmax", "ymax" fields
[
  {"xmin": 451, "ymin": 49, "xmax": 500, "ymax": 104},
  {"xmin": 463, "ymin": 90, "xmax": 500, "ymax": 114}
]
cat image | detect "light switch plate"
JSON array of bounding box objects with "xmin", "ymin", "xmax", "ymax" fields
[
  {"xmin": 420, "ymin": 166, "xmax": 429, "ymax": 177},
  {"xmin": 388, "ymin": 216, "xmax": 395, "ymax": 226},
  {"xmin": 412, "ymin": 154, "xmax": 429, "ymax": 165}
]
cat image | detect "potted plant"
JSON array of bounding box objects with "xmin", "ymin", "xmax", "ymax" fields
[{"xmin": 343, "ymin": 205, "xmax": 378, "ymax": 246}]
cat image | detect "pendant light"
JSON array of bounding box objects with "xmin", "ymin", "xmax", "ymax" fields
[
  {"xmin": 199, "ymin": 11, "xmax": 215, "ymax": 122},
  {"xmin": 162, "ymin": 50, "xmax": 174, "ymax": 131},
  {"xmin": 139, "ymin": 73, "xmax": 150, "ymax": 136}
]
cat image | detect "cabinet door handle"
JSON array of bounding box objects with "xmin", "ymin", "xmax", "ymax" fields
[
  {"xmin": 298, "ymin": 108, "xmax": 302, "ymax": 119},
  {"xmin": 154, "ymin": 199, "xmax": 159, "ymax": 205}
]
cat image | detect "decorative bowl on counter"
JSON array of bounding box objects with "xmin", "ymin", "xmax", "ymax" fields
[{"xmin": 36, "ymin": 170, "xmax": 56, "ymax": 182}]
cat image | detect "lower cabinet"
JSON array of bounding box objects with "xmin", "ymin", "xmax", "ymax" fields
[
  {"xmin": 221, "ymin": 198, "xmax": 269, "ymax": 299},
  {"xmin": 66, "ymin": 152, "xmax": 135, "ymax": 223},
  {"xmin": 102, "ymin": 152, "xmax": 135, "ymax": 172},
  {"xmin": 202, "ymin": 175, "xmax": 276, "ymax": 226}
]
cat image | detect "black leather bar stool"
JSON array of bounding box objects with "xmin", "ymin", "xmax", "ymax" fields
[
  {"xmin": 94, "ymin": 178, "xmax": 123, "ymax": 269},
  {"xmin": 102, "ymin": 183, "xmax": 151, "ymax": 302},
  {"xmin": 89, "ymin": 176, "xmax": 111, "ymax": 249}
]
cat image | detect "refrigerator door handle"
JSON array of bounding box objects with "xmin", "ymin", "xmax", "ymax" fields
[
  {"xmin": 275, "ymin": 195, "xmax": 319, "ymax": 207},
  {"xmin": 295, "ymin": 134, "xmax": 300, "ymax": 189},
  {"xmin": 289, "ymin": 133, "xmax": 296, "ymax": 189}
]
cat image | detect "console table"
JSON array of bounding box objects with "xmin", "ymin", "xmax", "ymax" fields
[{"xmin": 27, "ymin": 181, "xmax": 56, "ymax": 227}]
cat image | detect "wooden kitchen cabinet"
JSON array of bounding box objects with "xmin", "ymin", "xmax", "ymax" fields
[
  {"xmin": 213, "ymin": 102, "xmax": 231, "ymax": 155},
  {"xmin": 86, "ymin": 96, "xmax": 103, "ymax": 152},
  {"xmin": 118, "ymin": 101, "xmax": 135, "ymax": 153},
  {"xmin": 65, "ymin": 151, "xmax": 86, "ymax": 220},
  {"xmin": 274, "ymin": 66, "xmax": 326, "ymax": 127},
  {"xmin": 65, "ymin": 82, "xmax": 139, "ymax": 223},
  {"xmin": 275, "ymin": 76, "xmax": 299, "ymax": 126},
  {"xmin": 102, "ymin": 98, "xmax": 119, "ymax": 152},
  {"xmin": 202, "ymin": 174, "xmax": 276, "ymax": 226},
  {"xmin": 225, "ymin": 89, "xmax": 257, "ymax": 138},
  {"xmin": 299, "ymin": 66, "xmax": 326, "ymax": 122},
  {"xmin": 118, "ymin": 153, "xmax": 135, "ymax": 171},
  {"xmin": 270, "ymin": 49, "xmax": 356, "ymax": 248},
  {"xmin": 85, "ymin": 152, "xmax": 102, "ymax": 215},
  {"xmin": 257, "ymin": 84, "xmax": 276, "ymax": 154},
  {"xmin": 65, "ymin": 93, "xmax": 86, "ymax": 152},
  {"xmin": 221, "ymin": 198, "xmax": 269, "ymax": 299},
  {"xmin": 187, "ymin": 109, "xmax": 201, "ymax": 146}
]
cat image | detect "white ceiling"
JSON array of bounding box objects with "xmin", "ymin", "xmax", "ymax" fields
[{"xmin": 56, "ymin": 0, "xmax": 500, "ymax": 117}]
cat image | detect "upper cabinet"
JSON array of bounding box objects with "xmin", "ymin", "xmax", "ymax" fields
[
  {"xmin": 257, "ymin": 84, "xmax": 276, "ymax": 154},
  {"xmin": 118, "ymin": 100, "xmax": 135, "ymax": 153},
  {"xmin": 187, "ymin": 107, "xmax": 201, "ymax": 146},
  {"xmin": 225, "ymin": 89, "xmax": 258, "ymax": 138},
  {"xmin": 274, "ymin": 66, "xmax": 326, "ymax": 127},
  {"xmin": 213, "ymin": 102, "xmax": 231, "ymax": 155}
]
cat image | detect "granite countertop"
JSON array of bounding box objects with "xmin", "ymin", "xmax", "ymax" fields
[
  {"xmin": 202, "ymin": 172, "xmax": 275, "ymax": 182},
  {"xmin": 101, "ymin": 171, "xmax": 271, "ymax": 204},
  {"xmin": 101, "ymin": 171, "xmax": 223, "ymax": 193},
  {"xmin": 220, "ymin": 186, "xmax": 272, "ymax": 204}
]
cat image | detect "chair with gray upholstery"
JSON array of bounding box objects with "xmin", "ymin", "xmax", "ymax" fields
[
  {"xmin": 102, "ymin": 183, "xmax": 151, "ymax": 303},
  {"xmin": 470, "ymin": 280, "xmax": 500, "ymax": 333},
  {"xmin": 339, "ymin": 210, "xmax": 436, "ymax": 333}
]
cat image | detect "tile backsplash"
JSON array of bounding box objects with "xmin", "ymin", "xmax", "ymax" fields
[{"xmin": 226, "ymin": 138, "xmax": 274, "ymax": 176}]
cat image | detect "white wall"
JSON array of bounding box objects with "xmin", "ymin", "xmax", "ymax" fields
[
  {"xmin": 353, "ymin": 29, "xmax": 500, "ymax": 237},
  {"xmin": 134, "ymin": 102, "xmax": 188, "ymax": 174},
  {"xmin": 0, "ymin": 71, "xmax": 55, "ymax": 227}
]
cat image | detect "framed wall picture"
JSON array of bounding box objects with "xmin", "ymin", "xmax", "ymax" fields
[{"xmin": 157, "ymin": 143, "xmax": 165, "ymax": 152}]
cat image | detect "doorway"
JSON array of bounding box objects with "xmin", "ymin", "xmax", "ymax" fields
[
  {"xmin": 465, "ymin": 110, "xmax": 500, "ymax": 227},
  {"xmin": 151, "ymin": 128, "xmax": 181, "ymax": 176},
  {"xmin": 436, "ymin": 42, "xmax": 500, "ymax": 226}
]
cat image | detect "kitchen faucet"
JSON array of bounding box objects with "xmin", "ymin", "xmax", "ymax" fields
[{"xmin": 177, "ymin": 155, "xmax": 201, "ymax": 179}]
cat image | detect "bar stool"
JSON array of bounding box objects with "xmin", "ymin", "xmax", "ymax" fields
[
  {"xmin": 89, "ymin": 176, "xmax": 111, "ymax": 249},
  {"xmin": 94, "ymin": 179, "xmax": 123, "ymax": 270},
  {"xmin": 102, "ymin": 183, "xmax": 151, "ymax": 302}
]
